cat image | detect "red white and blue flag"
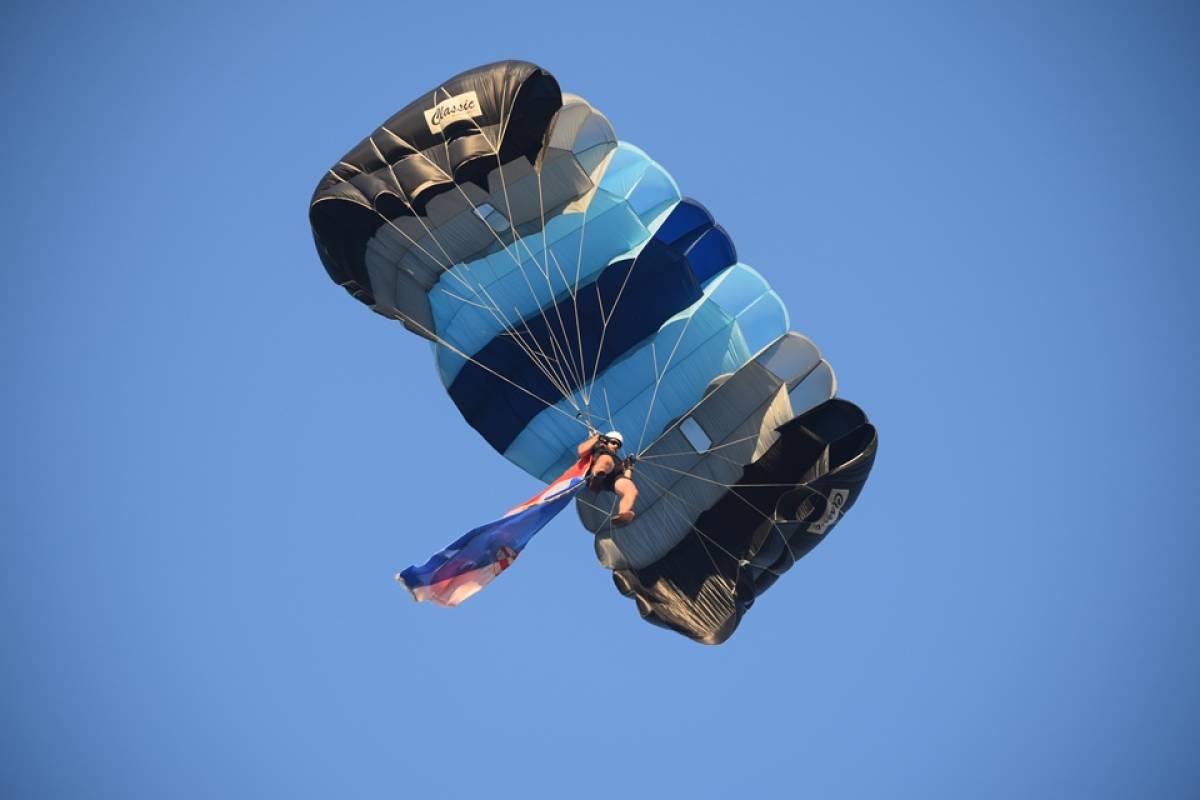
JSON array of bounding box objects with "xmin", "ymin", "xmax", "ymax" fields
[{"xmin": 396, "ymin": 455, "xmax": 592, "ymax": 607}]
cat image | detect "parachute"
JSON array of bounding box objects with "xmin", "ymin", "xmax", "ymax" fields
[{"xmin": 309, "ymin": 61, "xmax": 877, "ymax": 644}]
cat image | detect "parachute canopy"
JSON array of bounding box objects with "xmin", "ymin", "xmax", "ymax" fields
[{"xmin": 309, "ymin": 61, "xmax": 876, "ymax": 643}]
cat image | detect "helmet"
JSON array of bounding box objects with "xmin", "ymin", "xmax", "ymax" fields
[{"xmin": 602, "ymin": 431, "xmax": 624, "ymax": 446}]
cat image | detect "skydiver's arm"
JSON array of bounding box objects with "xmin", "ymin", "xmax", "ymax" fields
[{"xmin": 577, "ymin": 434, "xmax": 600, "ymax": 459}]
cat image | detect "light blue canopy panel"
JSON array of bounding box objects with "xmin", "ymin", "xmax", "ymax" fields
[
  {"xmin": 430, "ymin": 144, "xmax": 679, "ymax": 386},
  {"xmin": 505, "ymin": 263, "xmax": 788, "ymax": 481}
]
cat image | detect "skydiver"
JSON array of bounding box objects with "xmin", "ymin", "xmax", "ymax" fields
[{"xmin": 577, "ymin": 430, "xmax": 638, "ymax": 527}]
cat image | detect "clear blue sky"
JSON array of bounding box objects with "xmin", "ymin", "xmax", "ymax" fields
[{"xmin": 3, "ymin": 2, "xmax": 1197, "ymax": 798}]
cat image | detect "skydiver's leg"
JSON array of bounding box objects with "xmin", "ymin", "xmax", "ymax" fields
[
  {"xmin": 611, "ymin": 474, "xmax": 638, "ymax": 527},
  {"xmin": 593, "ymin": 453, "xmax": 616, "ymax": 474},
  {"xmin": 588, "ymin": 453, "xmax": 616, "ymax": 493}
]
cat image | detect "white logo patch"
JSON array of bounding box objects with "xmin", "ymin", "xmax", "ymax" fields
[
  {"xmin": 807, "ymin": 488, "xmax": 850, "ymax": 535},
  {"xmin": 424, "ymin": 90, "xmax": 483, "ymax": 134}
]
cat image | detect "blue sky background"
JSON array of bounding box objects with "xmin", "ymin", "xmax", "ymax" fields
[{"xmin": 3, "ymin": 2, "xmax": 1198, "ymax": 798}]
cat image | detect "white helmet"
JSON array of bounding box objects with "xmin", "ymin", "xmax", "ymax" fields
[{"xmin": 602, "ymin": 430, "xmax": 624, "ymax": 446}]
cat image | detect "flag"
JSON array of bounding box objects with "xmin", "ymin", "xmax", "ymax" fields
[{"xmin": 396, "ymin": 456, "xmax": 591, "ymax": 606}]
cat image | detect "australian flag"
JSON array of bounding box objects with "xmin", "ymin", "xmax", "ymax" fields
[{"xmin": 396, "ymin": 455, "xmax": 592, "ymax": 606}]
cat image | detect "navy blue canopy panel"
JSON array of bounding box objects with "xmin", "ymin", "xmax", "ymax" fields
[
  {"xmin": 447, "ymin": 198, "xmax": 737, "ymax": 455},
  {"xmin": 309, "ymin": 60, "xmax": 615, "ymax": 339},
  {"xmin": 612, "ymin": 399, "xmax": 877, "ymax": 645}
]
